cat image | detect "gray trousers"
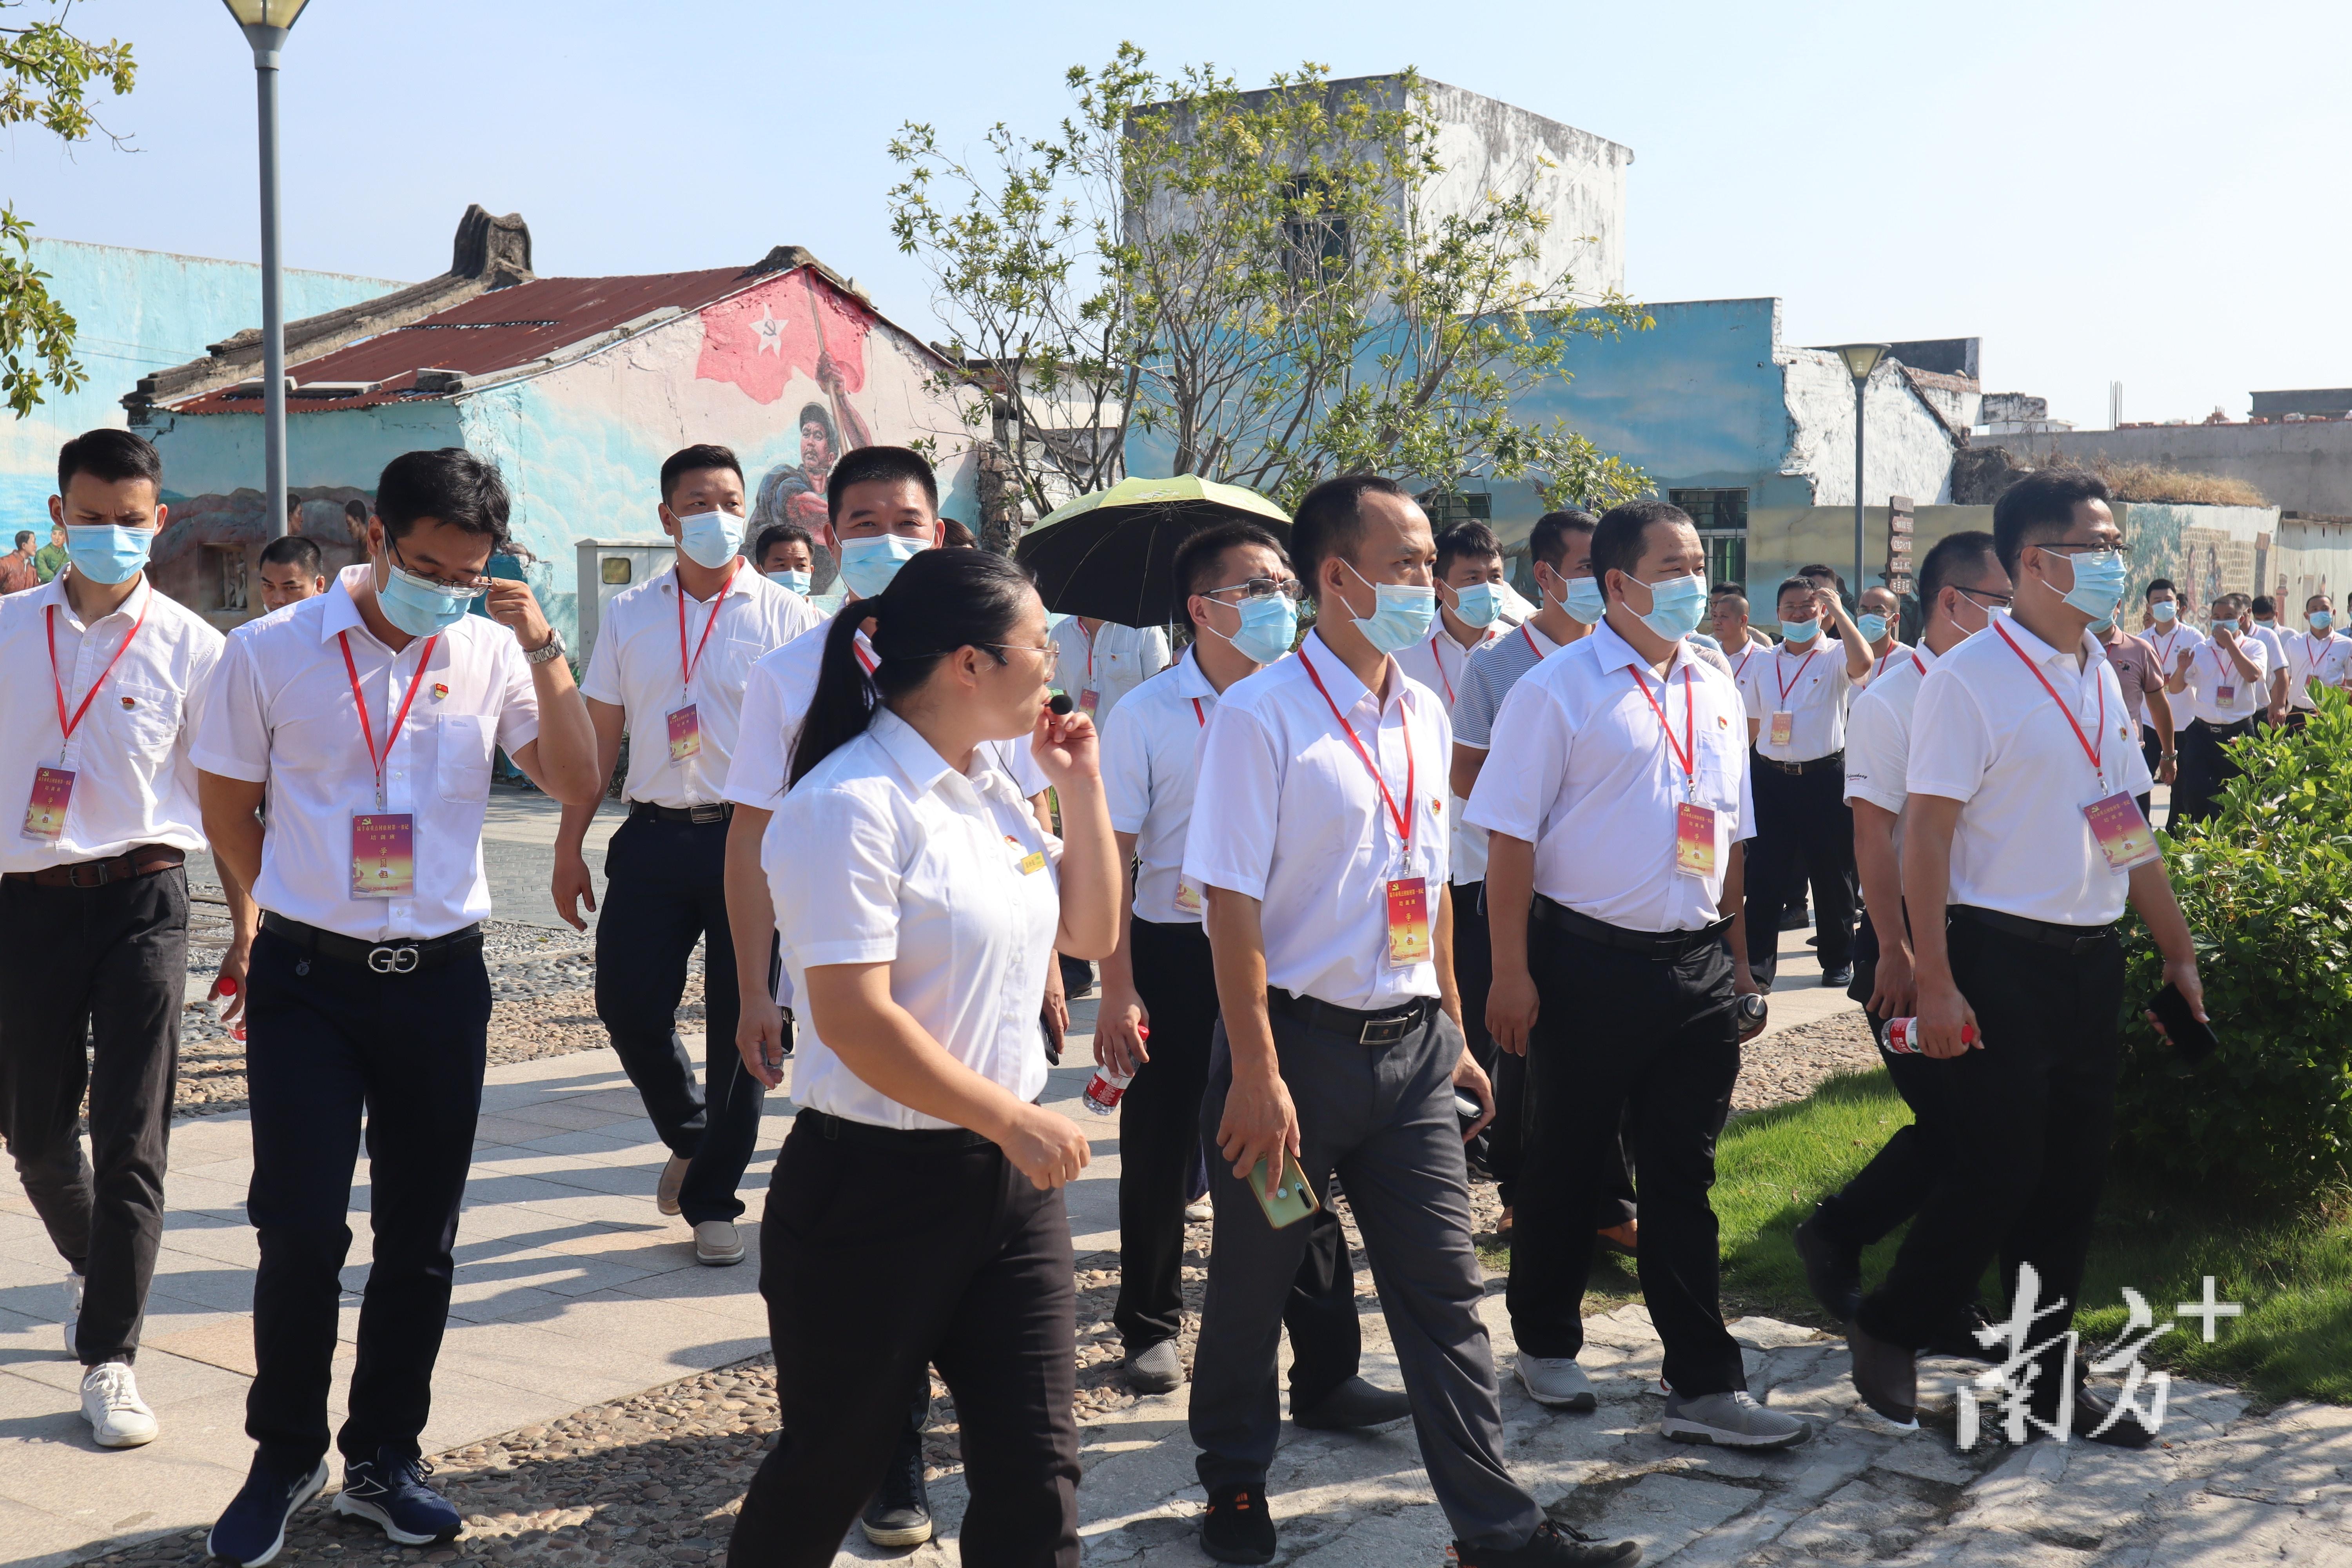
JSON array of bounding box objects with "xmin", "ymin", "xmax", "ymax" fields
[{"xmin": 1190, "ymin": 1004, "xmax": 1543, "ymax": 1553}]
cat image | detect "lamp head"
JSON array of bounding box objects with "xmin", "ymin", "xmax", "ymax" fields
[
  {"xmin": 220, "ymin": 0, "xmax": 311, "ymax": 23},
  {"xmin": 1835, "ymin": 343, "xmax": 1890, "ymax": 384}
]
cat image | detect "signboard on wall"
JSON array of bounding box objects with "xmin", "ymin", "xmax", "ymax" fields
[{"xmin": 1886, "ymin": 494, "xmax": 1915, "ymax": 595}]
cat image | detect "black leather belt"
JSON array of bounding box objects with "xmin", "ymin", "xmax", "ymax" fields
[
  {"xmin": 1532, "ymin": 895, "xmax": 1732, "ymax": 960},
  {"xmin": 1265, "ymin": 988, "xmax": 1436, "ymax": 1046},
  {"xmin": 2190, "ymin": 718, "xmax": 2253, "ymax": 737},
  {"xmin": 260, "ymin": 911, "xmax": 485, "ymax": 975},
  {"xmin": 4, "ymin": 845, "xmax": 184, "ymax": 889},
  {"xmin": 1950, "ymin": 904, "xmax": 2116, "ymax": 956},
  {"xmin": 1753, "ymin": 748, "xmax": 1845, "ymax": 776},
  {"xmin": 797, "ymin": 1107, "xmax": 993, "ymax": 1150},
  {"xmin": 630, "ymin": 801, "xmax": 733, "ymax": 824}
]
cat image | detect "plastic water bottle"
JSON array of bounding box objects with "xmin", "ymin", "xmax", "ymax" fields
[
  {"xmin": 214, "ymin": 975, "xmax": 246, "ymax": 1043},
  {"xmin": 1082, "ymin": 1025, "xmax": 1147, "ymax": 1116},
  {"xmin": 1885, "ymin": 1017, "xmax": 1978, "ymax": 1055}
]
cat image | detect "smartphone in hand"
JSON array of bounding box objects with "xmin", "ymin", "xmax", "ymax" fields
[
  {"xmin": 1249, "ymin": 1152, "xmax": 1321, "ymax": 1229},
  {"xmin": 2150, "ymin": 982, "xmax": 2219, "ymax": 1066}
]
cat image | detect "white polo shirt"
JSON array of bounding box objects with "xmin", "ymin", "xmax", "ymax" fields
[
  {"xmin": 1737, "ymin": 639, "xmax": 1854, "ymax": 762},
  {"xmin": 1843, "ymin": 645, "xmax": 1935, "ymax": 819},
  {"xmin": 1859, "ymin": 641, "xmax": 1915, "ymax": 691},
  {"xmin": 1396, "ymin": 622, "xmax": 1507, "ymax": 887},
  {"xmin": 1184, "ymin": 632, "xmax": 1452, "ymax": 1011},
  {"xmin": 0, "ymin": 575, "xmax": 223, "ymax": 873},
  {"xmin": 193, "ymin": 566, "xmax": 541, "ymax": 941},
  {"xmin": 2179, "ymin": 632, "xmax": 2270, "ymax": 726},
  {"xmin": 2286, "ymin": 630, "xmax": 2352, "ymax": 709},
  {"xmin": 1101, "ymin": 648, "xmax": 1225, "ymax": 926},
  {"xmin": 1906, "ymin": 612, "xmax": 2154, "ymax": 928},
  {"xmin": 2142, "ymin": 622, "xmax": 2204, "ymax": 727},
  {"xmin": 578, "ymin": 560, "xmax": 818, "ymax": 808},
  {"xmin": 1465, "ymin": 621, "xmax": 1754, "ymax": 934},
  {"xmin": 766, "ymin": 707, "xmax": 1058, "ymax": 1131},
  {"xmin": 1049, "ymin": 617, "xmax": 1171, "ymax": 724}
]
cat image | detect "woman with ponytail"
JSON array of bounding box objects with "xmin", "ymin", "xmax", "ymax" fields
[{"xmin": 729, "ymin": 547, "xmax": 1117, "ymax": 1567}]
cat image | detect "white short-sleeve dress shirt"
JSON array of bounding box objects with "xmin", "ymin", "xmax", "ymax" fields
[
  {"xmin": 2143, "ymin": 622, "xmax": 2204, "ymax": 727},
  {"xmin": 1100, "ymin": 648, "xmax": 1223, "ymax": 925},
  {"xmin": 1050, "ymin": 618, "xmax": 1171, "ymax": 724},
  {"xmin": 1396, "ymin": 623, "xmax": 1507, "ymax": 886},
  {"xmin": 1183, "ymin": 632, "xmax": 1451, "ymax": 1011},
  {"xmin": 2180, "ymin": 632, "xmax": 2270, "ymax": 725},
  {"xmin": 1737, "ymin": 639, "xmax": 1854, "ymax": 762},
  {"xmin": 1842, "ymin": 645, "xmax": 1935, "ymax": 818},
  {"xmin": 579, "ymin": 561, "xmax": 819, "ymax": 807},
  {"xmin": 2250, "ymin": 624, "xmax": 2288, "ymax": 693},
  {"xmin": 765, "ymin": 708, "xmax": 1059, "ymax": 1131},
  {"xmin": 0, "ymin": 575, "xmax": 223, "ymax": 872},
  {"xmin": 191, "ymin": 565, "xmax": 541, "ymax": 941},
  {"xmin": 1860, "ymin": 641, "xmax": 1915, "ymax": 691},
  {"xmin": 2287, "ymin": 629, "xmax": 2352, "ymax": 709},
  {"xmin": 1464, "ymin": 621, "xmax": 1754, "ymax": 934},
  {"xmin": 1905, "ymin": 612, "xmax": 2154, "ymax": 928}
]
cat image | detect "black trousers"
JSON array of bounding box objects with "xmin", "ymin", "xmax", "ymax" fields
[
  {"xmin": 244, "ymin": 926, "xmax": 491, "ymax": 1469},
  {"xmin": 595, "ymin": 811, "xmax": 761, "ymax": 1224},
  {"xmin": 1857, "ymin": 915, "xmax": 2125, "ymax": 1383},
  {"xmin": 1744, "ymin": 759, "xmax": 1856, "ymax": 977},
  {"xmin": 2174, "ymin": 718, "xmax": 2250, "ymax": 827},
  {"xmin": 0, "ymin": 865, "xmax": 186, "ymax": 1366},
  {"xmin": 1511, "ymin": 922, "xmax": 1745, "ymax": 1396},
  {"xmin": 2140, "ymin": 727, "xmax": 2163, "ymax": 828},
  {"xmin": 1111, "ymin": 918, "xmax": 1359, "ymax": 1407},
  {"xmin": 733, "ymin": 1114, "xmax": 1079, "ymax": 1568}
]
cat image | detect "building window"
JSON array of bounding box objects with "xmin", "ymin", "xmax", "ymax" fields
[
  {"xmin": 1419, "ymin": 489, "xmax": 1492, "ymax": 525},
  {"xmin": 1671, "ymin": 487, "xmax": 1749, "ymax": 590},
  {"xmin": 1282, "ymin": 174, "xmax": 1351, "ymax": 283}
]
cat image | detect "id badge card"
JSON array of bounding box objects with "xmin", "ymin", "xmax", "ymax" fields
[
  {"xmin": 20, "ymin": 765, "xmax": 72, "ymax": 842},
  {"xmin": 1674, "ymin": 801, "xmax": 1718, "ymax": 878},
  {"xmin": 666, "ymin": 703, "xmax": 702, "ymax": 766},
  {"xmin": 350, "ymin": 813, "xmax": 417, "ymax": 899},
  {"xmin": 1174, "ymin": 876, "xmax": 1204, "ymax": 915},
  {"xmin": 1079, "ymin": 687, "xmax": 1101, "ymax": 716},
  {"xmin": 2082, "ymin": 791, "xmax": 2160, "ymax": 874},
  {"xmin": 1768, "ymin": 710, "xmax": 1794, "ymax": 748},
  {"xmin": 2216, "ymin": 683, "xmax": 2235, "ymax": 705},
  {"xmin": 1384, "ymin": 871, "xmax": 1432, "ymax": 969}
]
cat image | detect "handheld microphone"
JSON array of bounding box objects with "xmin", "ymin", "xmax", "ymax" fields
[{"xmin": 1048, "ymin": 692, "xmax": 1074, "ymax": 715}]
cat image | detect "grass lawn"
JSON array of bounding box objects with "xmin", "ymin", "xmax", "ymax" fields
[{"xmin": 1523, "ymin": 1069, "xmax": 2352, "ymax": 1406}]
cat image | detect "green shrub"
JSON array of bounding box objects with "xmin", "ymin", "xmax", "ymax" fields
[{"xmin": 2115, "ymin": 685, "xmax": 2352, "ymax": 1197}]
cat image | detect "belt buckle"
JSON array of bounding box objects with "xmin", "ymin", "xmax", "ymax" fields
[
  {"xmin": 367, "ymin": 943, "xmax": 421, "ymax": 975},
  {"xmin": 690, "ymin": 802, "xmax": 728, "ymax": 824},
  {"xmin": 65, "ymin": 861, "xmax": 111, "ymax": 889},
  {"xmin": 1358, "ymin": 1011, "xmax": 1412, "ymax": 1047}
]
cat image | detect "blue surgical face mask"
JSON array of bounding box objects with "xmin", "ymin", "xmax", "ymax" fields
[
  {"xmin": 1560, "ymin": 575, "xmax": 1607, "ymax": 625},
  {"xmin": 376, "ymin": 553, "xmax": 482, "ymax": 638},
  {"xmin": 2050, "ymin": 547, "xmax": 2127, "ymax": 621},
  {"xmin": 1341, "ymin": 562, "xmax": 1438, "ymax": 654},
  {"xmin": 2091, "ymin": 614, "xmax": 2115, "ymax": 634},
  {"xmin": 2150, "ymin": 599, "xmax": 2178, "ymax": 624},
  {"xmin": 766, "ymin": 568, "xmax": 813, "ymax": 595},
  {"xmin": 836, "ymin": 532, "xmax": 926, "ymax": 599},
  {"xmin": 1629, "ymin": 572, "xmax": 1710, "ymax": 641},
  {"xmin": 1451, "ymin": 582, "xmax": 1505, "ymax": 629},
  {"xmin": 673, "ymin": 508, "xmax": 745, "ymax": 570},
  {"xmin": 64, "ymin": 524, "xmax": 154, "ymax": 586},
  {"xmin": 1207, "ymin": 593, "xmax": 1298, "ymax": 666},
  {"xmin": 1781, "ymin": 617, "xmax": 1821, "ymax": 644},
  {"xmin": 2311, "ymin": 610, "xmax": 2335, "ymax": 632},
  {"xmin": 1857, "ymin": 613, "xmax": 1889, "ymax": 642}
]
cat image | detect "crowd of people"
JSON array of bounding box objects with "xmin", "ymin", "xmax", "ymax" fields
[{"xmin": 0, "ymin": 428, "xmax": 2233, "ymax": 1568}]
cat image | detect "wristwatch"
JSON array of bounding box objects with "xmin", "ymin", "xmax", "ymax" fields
[{"xmin": 524, "ymin": 629, "xmax": 567, "ymax": 666}]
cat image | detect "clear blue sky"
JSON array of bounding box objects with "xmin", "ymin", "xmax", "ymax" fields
[{"xmin": 13, "ymin": 0, "xmax": 2346, "ymax": 432}]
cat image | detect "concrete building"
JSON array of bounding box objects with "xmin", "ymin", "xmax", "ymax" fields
[
  {"xmin": 1976, "ymin": 414, "xmax": 2352, "ymax": 521},
  {"xmin": 131, "ymin": 207, "xmax": 985, "ymax": 637}
]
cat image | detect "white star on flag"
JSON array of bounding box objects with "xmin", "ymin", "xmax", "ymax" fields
[{"xmin": 751, "ymin": 305, "xmax": 783, "ymax": 355}]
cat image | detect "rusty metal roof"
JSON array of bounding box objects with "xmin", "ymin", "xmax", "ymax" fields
[{"xmin": 167, "ymin": 267, "xmax": 762, "ymax": 414}]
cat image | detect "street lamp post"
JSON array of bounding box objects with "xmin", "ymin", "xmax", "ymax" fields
[
  {"xmin": 220, "ymin": 0, "xmax": 313, "ymax": 540},
  {"xmin": 1835, "ymin": 343, "xmax": 1889, "ymax": 600}
]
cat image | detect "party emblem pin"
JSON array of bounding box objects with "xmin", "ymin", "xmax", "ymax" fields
[
  {"xmin": 120, "ymin": 696, "xmax": 136, "ymax": 709},
  {"xmin": 432, "ymin": 683, "xmax": 450, "ymax": 701}
]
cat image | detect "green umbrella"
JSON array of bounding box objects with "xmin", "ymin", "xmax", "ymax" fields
[{"xmin": 1016, "ymin": 475, "xmax": 1290, "ymax": 626}]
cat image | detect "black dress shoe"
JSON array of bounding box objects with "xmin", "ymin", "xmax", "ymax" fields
[
  {"xmin": 1847, "ymin": 1324, "xmax": 1918, "ymax": 1429},
  {"xmin": 2030, "ymin": 1382, "xmax": 2158, "ymax": 1448},
  {"xmin": 1291, "ymin": 1375, "xmax": 1412, "ymax": 1430},
  {"xmin": 1824, "ymin": 964, "xmax": 1855, "ymax": 987},
  {"xmin": 1200, "ymin": 1481, "xmax": 1277, "ymax": 1564},
  {"xmin": 1779, "ymin": 905, "xmax": 1811, "ymax": 931},
  {"xmin": 1924, "ymin": 1303, "xmax": 1999, "ymax": 1363},
  {"xmin": 1457, "ymin": 1519, "xmax": 1643, "ymax": 1567},
  {"xmin": 1793, "ymin": 1213, "xmax": 1861, "ymax": 1323}
]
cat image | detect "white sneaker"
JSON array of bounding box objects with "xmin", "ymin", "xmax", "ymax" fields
[
  {"xmin": 1516, "ymin": 1354, "xmax": 1597, "ymax": 1411},
  {"xmin": 63, "ymin": 1270, "xmax": 83, "ymax": 1359},
  {"xmin": 81, "ymin": 1361, "xmax": 159, "ymax": 1448},
  {"xmin": 657, "ymin": 1152, "xmax": 691, "ymax": 1217},
  {"xmin": 693, "ymin": 1219, "xmax": 745, "ymax": 1266}
]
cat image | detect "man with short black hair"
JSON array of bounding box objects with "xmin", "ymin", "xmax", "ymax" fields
[
  {"xmin": 751, "ymin": 521, "xmax": 815, "ymax": 591},
  {"xmin": 1855, "ymin": 583, "xmax": 1910, "ymax": 687},
  {"xmin": 1798, "ymin": 563, "xmax": 1850, "ymax": 630},
  {"xmin": 2245, "ymin": 593, "xmax": 2290, "ymax": 722},
  {"xmin": 554, "ymin": 444, "xmax": 819, "ymax": 1268},
  {"xmin": 2284, "ymin": 592, "xmax": 2351, "ymax": 731},
  {"xmin": 196, "ymin": 448, "xmax": 602, "ymax": 1562},
  {"xmin": 2166, "ymin": 590, "xmax": 2267, "ymax": 824},
  {"xmin": 258, "ymin": 535, "xmax": 328, "ymax": 613},
  {"xmin": 2139, "ymin": 577, "xmax": 2200, "ymax": 799},
  {"xmin": 1710, "ymin": 585, "xmax": 1772, "ymax": 661}
]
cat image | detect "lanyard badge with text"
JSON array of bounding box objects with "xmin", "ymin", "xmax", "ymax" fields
[
  {"xmin": 1301, "ymin": 650, "xmax": 1430, "ymax": 969},
  {"xmin": 1994, "ymin": 621, "xmax": 2158, "ymax": 874},
  {"xmin": 668, "ymin": 564, "xmax": 738, "ymax": 766},
  {"xmin": 341, "ymin": 632, "xmax": 439, "ymax": 898},
  {"xmin": 1629, "ymin": 663, "xmax": 1715, "ymax": 878},
  {"xmin": 23, "ymin": 598, "xmax": 151, "ymax": 843},
  {"xmin": 1768, "ymin": 646, "xmax": 1817, "ymax": 750}
]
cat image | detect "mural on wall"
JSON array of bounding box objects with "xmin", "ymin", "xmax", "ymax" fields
[{"xmin": 145, "ymin": 486, "xmax": 375, "ymax": 622}]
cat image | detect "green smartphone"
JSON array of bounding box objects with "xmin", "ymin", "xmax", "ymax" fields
[{"xmin": 1249, "ymin": 1152, "xmax": 1321, "ymax": 1229}]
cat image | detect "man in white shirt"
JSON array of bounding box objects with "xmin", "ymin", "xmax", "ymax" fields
[
  {"xmin": 2165, "ymin": 591, "xmax": 2268, "ymax": 825},
  {"xmin": 1095, "ymin": 521, "xmax": 1393, "ymax": 1429},
  {"xmin": 2139, "ymin": 578, "xmax": 2202, "ymax": 782},
  {"xmin": 1185, "ymin": 476, "xmax": 1624, "ymax": 1568},
  {"xmin": 1047, "ymin": 612, "xmax": 1169, "ymax": 725},
  {"xmin": 0, "ymin": 430, "xmax": 229, "ymax": 1448},
  {"xmin": 1855, "ymin": 583, "xmax": 1913, "ymax": 688},
  {"xmin": 554, "ymin": 444, "xmax": 820, "ymax": 1268},
  {"xmin": 2247, "ymin": 594, "xmax": 2291, "ymax": 721},
  {"xmin": 2284, "ymin": 593, "xmax": 2352, "ymax": 729},
  {"xmin": 1735, "ymin": 577, "xmax": 1873, "ymax": 987},
  {"xmin": 1793, "ymin": 532, "xmax": 2010, "ymax": 1332},
  {"xmin": 258, "ymin": 535, "xmax": 330, "ymax": 613},
  {"xmin": 1848, "ymin": 468, "xmax": 2205, "ymax": 1446},
  {"xmin": 1471, "ymin": 499, "xmax": 1799, "ymax": 1451},
  {"xmin": 194, "ymin": 449, "xmax": 602, "ymax": 1563},
  {"xmin": 1709, "ymin": 584, "xmax": 1775, "ymax": 663}
]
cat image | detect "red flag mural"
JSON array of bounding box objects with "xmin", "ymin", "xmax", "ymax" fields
[{"xmin": 695, "ymin": 270, "xmax": 873, "ymax": 406}]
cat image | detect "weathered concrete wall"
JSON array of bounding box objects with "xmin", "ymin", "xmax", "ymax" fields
[
  {"xmin": 1983, "ymin": 422, "xmax": 2352, "ymax": 517},
  {"xmin": 1780, "ymin": 352, "xmax": 1976, "ymax": 508},
  {"xmin": 1416, "ymin": 80, "xmax": 1628, "ymax": 298},
  {"xmin": 1748, "ymin": 504, "xmax": 1991, "ymax": 603}
]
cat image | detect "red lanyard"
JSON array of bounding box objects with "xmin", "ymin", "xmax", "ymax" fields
[
  {"xmin": 1299, "ymin": 645, "xmax": 1416, "ymax": 850},
  {"xmin": 1733, "ymin": 644, "xmax": 1755, "ymax": 680},
  {"xmin": 340, "ymin": 631, "xmax": 441, "ymax": 803},
  {"xmin": 1081, "ymin": 621, "xmax": 1096, "ymax": 685},
  {"xmin": 1993, "ymin": 620, "xmax": 2103, "ymax": 778},
  {"xmin": 1874, "ymin": 649, "xmax": 1900, "ymax": 681},
  {"xmin": 676, "ymin": 563, "xmax": 739, "ymax": 695},
  {"xmin": 2307, "ymin": 635, "xmax": 2329, "ymax": 668},
  {"xmin": 855, "ymin": 637, "xmax": 877, "ymax": 675},
  {"xmin": 45, "ymin": 596, "xmax": 151, "ymax": 757},
  {"xmin": 1625, "ymin": 663, "xmax": 1696, "ymax": 785},
  {"xmin": 1426, "ymin": 632, "xmax": 1455, "ymax": 705},
  {"xmin": 1910, "ymin": 652, "xmax": 1929, "ymax": 679},
  {"xmin": 1775, "ymin": 646, "xmax": 1820, "ymax": 704},
  {"xmin": 1191, "ymin": 697, "xmax": 1207, "ymax": 727},
  {"xmin": 1520, "ymin": 624, "xmax": 1544, "ymax": 662}
]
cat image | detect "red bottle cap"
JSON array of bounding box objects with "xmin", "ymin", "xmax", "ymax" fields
[{"xmin": 218, "ymin": 976, "xmax": 239, "ymax": 996}]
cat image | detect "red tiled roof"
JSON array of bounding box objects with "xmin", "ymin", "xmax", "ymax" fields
[{"xmin": 168, "ymin": 267, "xmax": 764, "ymax": 414}]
